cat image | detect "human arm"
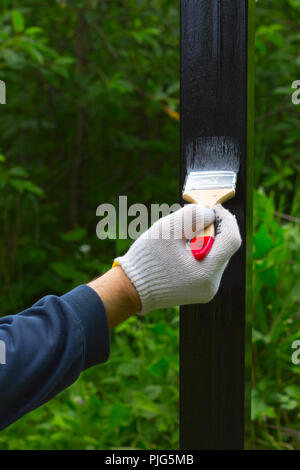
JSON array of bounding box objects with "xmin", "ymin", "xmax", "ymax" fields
[{"xmin": 0, "ymin": 204, "xmax": 240, "ymax": 431}]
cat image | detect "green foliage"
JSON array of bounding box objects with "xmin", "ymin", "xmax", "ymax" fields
[
  {"xmin": 0, "ymin": 0, "xmax": 179, "ymax": 450},
  {"xmin": 251, "ymin": 191, "xmax": 300, "ymax": 449},
  {"xmin": 251, "ymin": 1, "xmax": 300, "ymax": 450},
  {"xmin": 0, "ymin": 0, "xmax": 299, "ymax": 451},
  {"xmin": 0, "ymin": 311, "xmax": 179, "ymax": 450},
  {"xmin": 255, "ymin": 0, "xmax": 300, "ymax": 205}
]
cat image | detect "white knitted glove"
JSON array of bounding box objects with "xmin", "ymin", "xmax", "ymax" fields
[{"xmin": 115, "ymin": 204, "xmax": 241, "ymax": 314}]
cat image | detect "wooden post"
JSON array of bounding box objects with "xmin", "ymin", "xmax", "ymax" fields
[{"xmin": 180, "ymin": 0, "xmax": 254, "ymax": 450}]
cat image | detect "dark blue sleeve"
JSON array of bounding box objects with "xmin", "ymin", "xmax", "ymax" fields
[{"xmin": 0, "ymin": 285, "xmax": 110, "ymax": 431}]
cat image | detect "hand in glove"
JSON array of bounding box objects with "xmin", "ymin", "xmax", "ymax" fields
[{"xmin": 114, "ymin": 204, "xmax": 241, "ymax": 314}]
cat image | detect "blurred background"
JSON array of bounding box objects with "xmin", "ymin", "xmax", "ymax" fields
[{"xmin": 0, "ymin": 0, "xmax": 299, "ymax": 450}]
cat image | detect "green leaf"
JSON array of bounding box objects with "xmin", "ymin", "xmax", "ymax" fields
[
  {"xmin": 22, "ymin": 180, "xmax": 44, "ymax": 196},
  {"xmin": 254, "ymin": 224, "xmax": 273, "ymax": 258},
  {"xmin": 252, "ymin": 329, "xmax": 271, "ymax": 344},
  {"xmin": 108, "ymin": 404, "xmax": 131, "ymax": 429},
  {"xmin": 9, "ymin": 166, "xmax": 28, "ymax": 178},
  {"xmin": 166, "ymin": 81, "xmax": 180, "ymax": 95},
  {"xmin": 50, "ymin": 262, "xmax": 85, "ymax": 282},
  {"xmin": 117, "ymin": 360, "xmax": 141, "ymax": 377},
  {"xmin": 61, "ymin": 228, "xmax": 87, "ymax": 242},
  {"xmin": 12, "ymin": 10, "xmax": 24, "ymax": 33},
  {"xmin": 9, "ymin": 178, "xmax": 23, "ymax": 192},
  {"xmin": 2, "ymin": 49, "xmax": 23, "ymax": 68},
  {"xmin": 251, "ymin": 390, "xmax": 276, "ymax": 421},
  {"xmin": 148, "ymin": 357, "xmax": 169, "ymax": 377},
  {"xmin": 277, "ymin": 394, "xmax": 298, "ymax": 411},
  {"xmin": 132, "ymin": 391, "xmax": 162, "ymax": 418},
  {"xmin": 54, "ymin": 56, "xmax": 76, "ymax": 66},
  {"xmin": 285, "ymin": 385, "xmax": 300, "ymax": 401},
  {"xmin": 144, "ymin": 385, "xmax": 162, "ymax": 400},
  {"xmin": 290, "ymin": 280, "xmax": 300, "ymax": 302},
  {"xmin": 10, "ymin": 178, "xmax": 44, "ymax": 196},
  {"xmin": 25, "ymin": 46, "xmax": 44, "ymax": 64},
  {"xmin": 25, "ymin": 27, "xmax": 43, "ymax": 36}
]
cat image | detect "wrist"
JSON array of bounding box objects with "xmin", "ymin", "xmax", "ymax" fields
[{"xmin": 87, "ymin": 266, "xmax": 141, "ymax": 329}]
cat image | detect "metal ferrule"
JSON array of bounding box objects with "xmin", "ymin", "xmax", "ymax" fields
[{"xmin": 184, "ymin": 170, "xmax": 237, "ymax": 191}]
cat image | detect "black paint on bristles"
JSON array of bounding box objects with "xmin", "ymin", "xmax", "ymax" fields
[{"xmin": 185, "ymin": 136, "xmax": 240, "ymax": 173}]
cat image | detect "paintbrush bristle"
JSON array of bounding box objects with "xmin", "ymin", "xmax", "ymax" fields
[{"xmin": 185, "ymin": 136, "xmax": 240, "ymax": 173}]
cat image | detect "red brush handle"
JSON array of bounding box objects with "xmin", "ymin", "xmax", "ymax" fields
[{"xmin": 190, "ymin": 235, "xmax": 214, "ymax": 261}]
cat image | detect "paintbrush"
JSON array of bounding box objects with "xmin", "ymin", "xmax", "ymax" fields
[{"xmin": 182, "ymin": 137, "xmax": 239, "ymax": 261}]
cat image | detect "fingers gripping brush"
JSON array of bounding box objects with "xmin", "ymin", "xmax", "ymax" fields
[{"xmin": 182, "ymin": 137, "xmax": 239, "ymax": 261}]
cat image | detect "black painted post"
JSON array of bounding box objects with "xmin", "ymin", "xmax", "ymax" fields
[{"xmin": 180, "ymin": 0, "xmax": 254, "ymax": 450}]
